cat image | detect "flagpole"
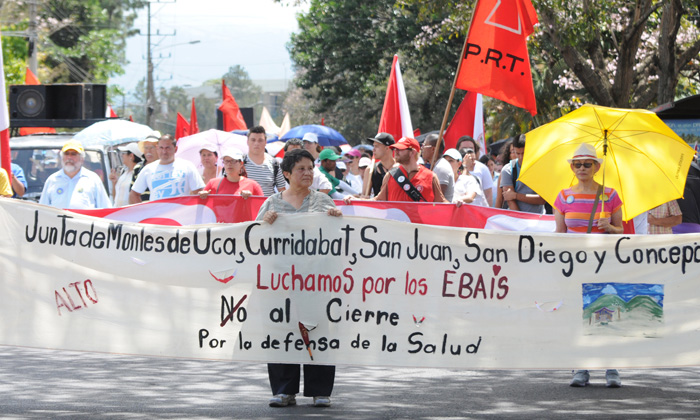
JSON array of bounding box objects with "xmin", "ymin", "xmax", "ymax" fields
[{"xmin": 431, "ymin": 3, "xmax": 479, "ymax": 170}]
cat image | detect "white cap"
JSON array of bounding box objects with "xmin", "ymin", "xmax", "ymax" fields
[
  {"xmin": 336, "ymin": 161, "xmax": 347, "ymax": 170},
  {"xmin": 118, "ymin": 142, "xmax": 144, "ymax": 159},
  {"xmin": 443, "ymin": 148, "xmax": 463, "ymax": 161},
  {"xmin": 302, "ymin": 132, "xmax": 319, "ymax": 143},
  {"xmin": 221, "ymin": 149, "xmax": 244, "ymax": 161},
  {"xmin": 359, "ymin": 157, "xmax": 372, "ymax": 168}
]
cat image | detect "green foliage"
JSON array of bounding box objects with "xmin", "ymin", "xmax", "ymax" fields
[
  {"xmin": 1, "ymin": 32, "xmax": 28, "ymax": 86},
  {"xmin": 39, "ymin": 0, "xmax": 144, "ymax": 83},
  {"xmin": 286, "ymin": 0, "xmax": 465, "ymax": 143},
  {"xmin": 288, "ymin": 0, "xmax": 700, "ymax": 143},
  {"xmin": 1, "ymin": 0, "xmax": 144, "ymax": 104}
]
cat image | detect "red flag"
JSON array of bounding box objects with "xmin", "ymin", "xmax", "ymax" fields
[
  {"xmin": 443, "ymin": 91, "xmax": 485, "ymax": 152},
  {"xmin": 0, "ymin": 37, "xmax": 10, "ymax": 174},
  {"xmin": 378, "ymin": 55, "xmax": 413, "ymax": 140},
  {"xmin": 19, "ymin": 68, "xmax": 57, "ymax": 136},
  {"xmin": 190, "ymin": 98, "xmax": 199, "ymax": 134},
  {"xmin": 175, "ymin": 112, "xmax": 190, "ymax": 140},
  {"xmin": 25, "ymin": 68, "xmax": 40, "ymax": 85},
  {"xmin": 129, "ymin": 115, "xmax": 134, "ymax": 122},
  {"xmin": 218, "ymin": 80, "xmax": 247, "ymax": 131},
  {"xmin": 455, "ymin": 0, "xmax": 538, "ymax": 116}
]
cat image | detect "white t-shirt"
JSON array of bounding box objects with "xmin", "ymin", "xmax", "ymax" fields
[
  {"xmin": 453, "ymin": 174, "xmax": 489, "ymax": 207},
  {"xmin": 472, "ymin": 160, "xmax": 494, "ymax": 193},
  {"xmin": 113, "ymin": 168, "xmax": 134, "ymax": 207},
  {"xmin": 345, "ymin": 171, "xmax": 363, "ymax": 194},
  {"xmin": 132, "ymin": 159, "xmax": 205, "ymax": 200}
]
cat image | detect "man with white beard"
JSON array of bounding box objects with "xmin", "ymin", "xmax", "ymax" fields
[{"xmin": 39, "ymin": 139, "xmax": 111, "ymax": 209}]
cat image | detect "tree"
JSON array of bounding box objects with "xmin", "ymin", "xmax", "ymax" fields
[
  {"xmin": 1, "ymin": 0, "xmax": 144, "ymax": 101},
  {"xmin": 401, "ymin": 0, "xmax": 700, "ymax": 110},
  {"xmin": 537, "ymin": 0, "xmax": 700, "ymax": 108},
  {"xmin": 285, "ymin": 0, "xmax": 464, "ymax": 142}
]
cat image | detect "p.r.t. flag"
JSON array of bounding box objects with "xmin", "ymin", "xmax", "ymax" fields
[
  {"xmin": 378, "ymin": 55, "xmax": 413, "ymax": 140},
  {"xmin": 455, "ymin": 0, "xmax": 538, "ymax": 116}
]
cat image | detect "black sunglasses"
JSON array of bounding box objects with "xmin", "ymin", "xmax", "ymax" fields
[{"xmin": 572, "ymin": 162, "xmax": 594, "ymax": 169}]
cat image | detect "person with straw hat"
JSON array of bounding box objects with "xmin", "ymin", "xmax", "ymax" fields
[
  {"xmin": 554, "ymin": 143, "xmax": 623, "ymax": 388},
  {"xmin": 554, "ymin": 143, "xmax": 623, "ymax": 235}
]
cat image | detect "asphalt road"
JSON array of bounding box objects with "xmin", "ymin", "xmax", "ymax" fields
[{"xmin": 1, "ymin": 345, "xmax": 698, "ymax": 419}]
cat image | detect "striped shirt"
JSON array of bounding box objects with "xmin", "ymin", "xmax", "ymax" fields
[
  {"xmin": 554, "ymin": 187, "xmax": 622, "ymax": 233},
  {"xmin": 244, "ymin": 154, "xmax": 286, "ymax": 197}
]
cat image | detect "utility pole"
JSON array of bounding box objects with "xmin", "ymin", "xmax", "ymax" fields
[
  {"xmin": 143, "ymin": 0, "xmax": 176, "ymax": 128},
  {"xmin": 146, "ymin": 2, "xmax": 155, "ymax": 126},
  {"xmin": 27, "ymin": 0, "xmax": 38, "ymax": 74}
]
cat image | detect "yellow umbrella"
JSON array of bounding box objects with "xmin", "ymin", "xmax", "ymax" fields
[{"xmin": 519, "ymin": 104, "xmax": 695, "ymax": 221}]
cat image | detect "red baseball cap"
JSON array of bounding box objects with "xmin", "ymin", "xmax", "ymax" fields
[{"xmin": 389, "ymin": 137, "xmax": 420, "ymax": 152}]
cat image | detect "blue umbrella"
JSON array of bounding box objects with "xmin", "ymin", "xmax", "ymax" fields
[{"xmin": 280, "ymin": 124, "xmax": 347, "ymax": 147}]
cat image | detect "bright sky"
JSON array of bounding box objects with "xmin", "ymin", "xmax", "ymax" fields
[{"xmin": 110, "ymin": 0, "xmax": 307, "ymax": 95}]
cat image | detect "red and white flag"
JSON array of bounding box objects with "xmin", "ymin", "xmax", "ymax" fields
[
  {"xmin": 190, "ymin": 98, "xmax": 199, "ymax": 135},
  {"xmin": 106, "ymin": 104, "xmax": 118, "ymax": 118},
  {"xmin": 0, "ymin": 34, "xmax": 11, "ymax": 174},
  {"xmin": 71, "ymin": 195, "xmax": 555, "ymax": 232},
  {"xmin": 71, "ymin": 196, "xmax": 641, "ymax": 234},
  {"xmin": 455, "ymin": 0, "xmax": 538, "ymax": 116},
  {"xmin": 443, "ymin": 91, "xmax": 485, "ymax": 154},
  {"xmin": 378, "ymin": 55, "xmax": 413, "ymax": 140}
]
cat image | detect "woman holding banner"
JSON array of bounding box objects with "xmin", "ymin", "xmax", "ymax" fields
[
  {"xmin": 553, "ymin": 143, "xmax": 623, "ymax": 388},
  {"xmin": 256, "ymin": 148, "xmax": 342, "ymax": 408}
]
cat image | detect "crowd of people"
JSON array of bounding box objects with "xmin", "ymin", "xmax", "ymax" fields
[{"xmin": 2, "ymin": 125, "xmax": 694, "ymax": 404}]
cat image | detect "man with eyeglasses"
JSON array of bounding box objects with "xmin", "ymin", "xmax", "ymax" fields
[{"xmin": 499, "ymin": 134, "xmax": 546, "ymax": 214}]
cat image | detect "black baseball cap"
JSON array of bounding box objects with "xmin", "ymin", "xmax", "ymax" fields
[{"xmin": 366, "ymin": 132, "xmax": 395, "ymax": 147}]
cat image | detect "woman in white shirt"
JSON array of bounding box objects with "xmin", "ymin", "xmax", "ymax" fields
[
  {"xmin": 110, "ymin": 142, "xmax": 143, "ymax": 207},
  {"xmin": 452, "ymin": 147, "xmax": 488, "ymax": 207}
]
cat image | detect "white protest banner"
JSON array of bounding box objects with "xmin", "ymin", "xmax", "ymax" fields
[{"xmin": 1, "ymin": 198, "xmax": 700, "ymax": 369}]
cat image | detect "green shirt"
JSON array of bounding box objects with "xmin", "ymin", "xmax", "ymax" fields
[{"xmin": 318, "ymin": 166, "xmax": 340, "ymax": 196}]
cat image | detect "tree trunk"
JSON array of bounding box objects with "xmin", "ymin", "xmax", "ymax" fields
[
  {"xmin": 611, "ymin": 0, "xmax": 654, "ymax": 108},
  {"xmin": 657, "ymin": 0, "xmax": 683, "ymax": 105}
]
